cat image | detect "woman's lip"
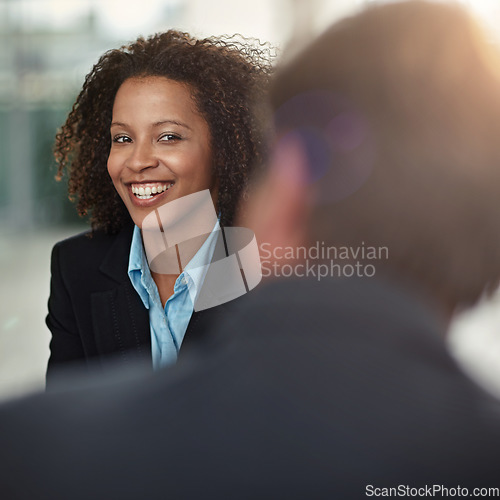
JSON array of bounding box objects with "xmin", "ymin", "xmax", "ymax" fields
[
  {"xmin": 126, "ymin": 183, "xmax": 174, "ymax": 208},
  {"xmin": 127, "ymin": 180, "xmax": 174, "ymax": 185}
]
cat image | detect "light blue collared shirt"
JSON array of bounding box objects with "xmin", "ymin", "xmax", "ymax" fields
[{"xmin": 128, "ymin": 222, "xmax": 219, "ymax": 370}]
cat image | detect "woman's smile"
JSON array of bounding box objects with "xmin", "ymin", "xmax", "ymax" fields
[{"xmin": 127, "ymin": 181, "xmax": 175, "ymax": 207}]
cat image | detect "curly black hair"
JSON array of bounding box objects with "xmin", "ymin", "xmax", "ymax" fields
[{"xmin": 55, "ymin": 30, "xmax": 273, "ymax": 233}]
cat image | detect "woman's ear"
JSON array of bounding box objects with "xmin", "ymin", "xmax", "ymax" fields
[{"xmin": 238, "ymin": 133, "xmax": 313, "ymax": 265}]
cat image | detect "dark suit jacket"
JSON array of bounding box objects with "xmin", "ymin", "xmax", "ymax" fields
[
  {"xmin": 46, "ymin": 223, "xmax": 229, "ymax": 386},
  {"xmin": 4, "ymin": 276, "xmax": 500, "ymax": 498}
]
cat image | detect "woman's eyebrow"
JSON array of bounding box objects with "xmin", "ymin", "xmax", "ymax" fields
[
  {"xmin": 110, "ymin": 120, "xmax": 192, "ymax": 130},
  {"xmin": 153, "ymin": 119, "xmax": 192, "ymax": 130},
  {"xmin": 110, "ymin": 121, "xmax": 128, "ymax": 128}
]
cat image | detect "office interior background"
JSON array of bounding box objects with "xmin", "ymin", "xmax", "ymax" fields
[{"xmin": 1, "ymin": 0, "xmax": 500, "ymax": 400}]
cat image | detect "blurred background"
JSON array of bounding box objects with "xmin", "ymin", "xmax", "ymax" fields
[{"xmin": 2, "ymin": 0, "xmax": 500, "ymax": 401}]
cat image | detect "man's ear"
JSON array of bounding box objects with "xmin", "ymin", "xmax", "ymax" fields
[{"xmin": 238, "ymin": 133, "xmax": 313, "ymax": 262}]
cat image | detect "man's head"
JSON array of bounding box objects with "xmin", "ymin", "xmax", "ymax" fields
[{"xmin": 247, "ymin": 1, "xmax": 500, "ymax": 314}]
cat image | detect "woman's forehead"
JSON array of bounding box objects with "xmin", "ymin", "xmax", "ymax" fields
[{"xmin": 112, "ymin": 76, "xmax": 207, "ymax": 128}]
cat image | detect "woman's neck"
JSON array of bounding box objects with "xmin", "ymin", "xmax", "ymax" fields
[{"xmin": 144, "ymin": 231, "xmax": 212, "ymax": 307}]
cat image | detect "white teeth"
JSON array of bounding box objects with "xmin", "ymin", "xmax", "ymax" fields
[{"xmin": 131, "ymin": 182, "xmax": 174, "ymax": 199}]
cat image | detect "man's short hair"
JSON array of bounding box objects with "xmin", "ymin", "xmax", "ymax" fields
[{"xmin": 270, "ymin": 1, "xmax": 500, "ymax": 311}]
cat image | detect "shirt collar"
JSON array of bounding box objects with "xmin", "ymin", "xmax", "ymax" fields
[{"xmin": 127, "ymin": 224, "xmax": 152, "ymax": 309}]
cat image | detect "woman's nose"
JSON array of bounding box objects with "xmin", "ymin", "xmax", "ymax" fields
[{"xmin": 126, "ymin": 141, "xmax": 159, "ymax": 172}]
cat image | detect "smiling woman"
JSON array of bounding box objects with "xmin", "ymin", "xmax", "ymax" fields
[{"xmin": 46, "ymin": 31, "xmax": 272, "ymax": 384}]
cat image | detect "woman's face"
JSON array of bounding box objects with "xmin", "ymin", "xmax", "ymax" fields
[{"xmin": 108, "ymin": 76, "xmax": 216, "ymax": 228}]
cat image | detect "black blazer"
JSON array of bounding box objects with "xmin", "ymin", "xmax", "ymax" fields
[{"xmin": 46, "ymin": 223, "xmax": 229, "ymax": 384}]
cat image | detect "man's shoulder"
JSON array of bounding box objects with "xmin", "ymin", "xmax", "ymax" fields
[{"xmin": 218, "ymin": 276, "xmax": 441, "ymax": 337}]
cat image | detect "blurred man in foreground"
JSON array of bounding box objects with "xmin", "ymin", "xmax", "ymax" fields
[{"xmin": 2, "ymin": 1, "xmax": 500, "ymax": 498}]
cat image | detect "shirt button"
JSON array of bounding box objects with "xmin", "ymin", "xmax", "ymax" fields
[{"xmin": 181, "ymin": 276, "xmax": 188, "ymax": 286}]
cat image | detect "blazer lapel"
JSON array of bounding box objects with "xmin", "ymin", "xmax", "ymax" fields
[{"xmin": 91, "ymin": 224, "xmax": 152, "ymax": 365}]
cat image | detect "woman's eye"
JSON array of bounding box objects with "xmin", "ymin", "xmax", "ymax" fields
[
  {"xmin": 159, "ymin": 133, "xmax": 181, "ymax": 142},
  {"xmin": 112, "ymin": 135, "xmax": 131, "ymax": 143}
]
